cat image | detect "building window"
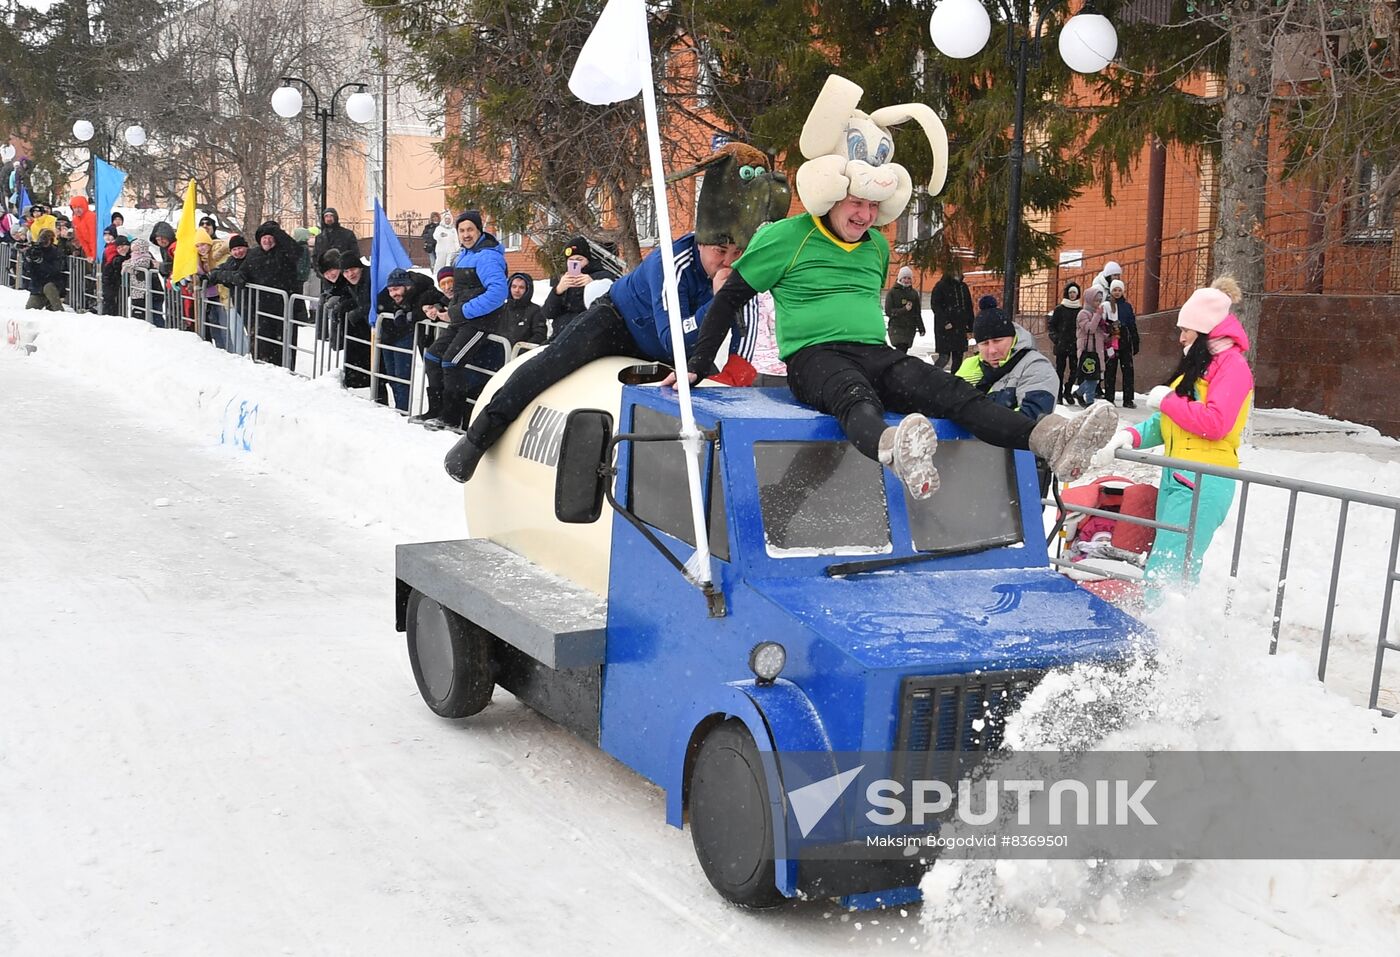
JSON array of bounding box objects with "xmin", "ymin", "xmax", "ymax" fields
[
  {"xmin": 695, "ymin": 41, "xmax": 721, "ymax": 108},
  {"xmin": 894, "ymin": 188, "xmax": 942, "ymax": 250},
  {"xmin": 585, "ymin": 185, "xmax": 605, "ymax": 220},
  {"xmin": 504, "ymin": 230, "xmax": 523, "ymax": 252},
  {"xmin": 1349, "ymin": 159, "xmax": 1395, "ymax": 241},
  {"xmin": 633, "ymin": 187, "xmax": 657, "ymax": 245}
]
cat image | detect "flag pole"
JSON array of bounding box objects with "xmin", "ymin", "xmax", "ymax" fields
[{"xmin": 636, "ymin": 38, "xmax": 713, "ymax": 592}]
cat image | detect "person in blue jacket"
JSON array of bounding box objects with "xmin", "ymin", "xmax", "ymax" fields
[
  {"xmin": 443, "ymin": 143, "xmax": 790, "ymax": 483},
  {"xmin": 417, "ymin": 210, "xmax": 508, "ymax": 430}
]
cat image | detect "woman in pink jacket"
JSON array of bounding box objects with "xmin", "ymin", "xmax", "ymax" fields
[
  {"xmin": 1073, "ymin": 286, "xmax": 1107, "ymax": 406},
  {"xmin": 1095, "ymin": 277, "xmax": 1254, "ymax": 599}
]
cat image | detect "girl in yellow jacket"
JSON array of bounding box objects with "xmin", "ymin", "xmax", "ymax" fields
[{"xmin": 1096, "ymin": 278, "xmax": 1254, "ymax": 595}]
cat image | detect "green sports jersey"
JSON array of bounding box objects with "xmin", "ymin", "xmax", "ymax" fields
[{"xmin": 733, "ymin": 214, "xmax": 890, "ymax": 360}]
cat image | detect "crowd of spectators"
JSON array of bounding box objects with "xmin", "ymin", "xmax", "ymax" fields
[{"xmin": 3, "ymin": 196, "xmax": 568, "ymax": 431}]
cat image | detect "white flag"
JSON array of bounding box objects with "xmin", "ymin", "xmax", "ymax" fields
[{"xmin": 568, "ymin": 0, "xmax": 649, "ymax": 105}]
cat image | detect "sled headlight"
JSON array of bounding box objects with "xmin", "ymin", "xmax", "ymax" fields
[{"xmin": 748, "ymin": 642, "xmax": 786, "ymax": 684}]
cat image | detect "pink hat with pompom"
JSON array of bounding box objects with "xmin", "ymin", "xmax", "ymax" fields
[{"xmin": 1177, "ymin": 287, "xmax": 1232, "ymax": 335}]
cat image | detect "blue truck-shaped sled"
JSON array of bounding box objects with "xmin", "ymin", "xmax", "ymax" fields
[{"xmin": 394, "ymin": 356, "xmax": 1143, "ymax": 908}]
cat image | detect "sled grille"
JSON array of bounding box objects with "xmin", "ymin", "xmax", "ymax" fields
[{"xmin": 892, "ymin": 671, "xmax": 1042, "ymax": 784}]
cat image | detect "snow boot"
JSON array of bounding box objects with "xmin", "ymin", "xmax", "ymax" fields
[
  {"xmin": 432, "ymin": 390, "xmax": 468, "ymax": 432},
  {"xmin": 444, "ymin": 433, "xmax": 488, "ymax": 484},
  {"xmin": 1029, "ymin": 402, "xmax": 1118, "ymax": 481},
  {"xmin": 410, "ymin": 387, "xmax": 444, "ymax": 427},
  {"xmin": 878, "ymin": 413, "xmax": 939, "ymax": 500}
]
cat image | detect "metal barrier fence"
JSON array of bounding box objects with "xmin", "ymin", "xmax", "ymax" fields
[{"xmin": 1050, "ymin": 447, "xmax": 1400, "ymax": 712}]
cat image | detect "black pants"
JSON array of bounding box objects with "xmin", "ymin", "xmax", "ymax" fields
[
  {"xmin": 426, "ymin": 322, "xmax": 500, "ymax": 395},
  {"xmin": 933, "ymin": 348, "xmax": 964, "ymax": 371},
  {"xmin": 1104, "ymin": 352, "xmax": 1135, "ymax": 403},
  {"xmin": 785, "ymin": 342, "xmax": 1037, "ymax": 460},
  {"xmin": 466, "ymin": 297, "xmax": 642, "ymax": 451},
  {"xmin": 1054, "ymin": 349, "xmax": 1077, "ymax": 397}
]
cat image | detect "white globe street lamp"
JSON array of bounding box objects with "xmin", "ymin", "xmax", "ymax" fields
[
  {"xmin": 927, "ymin": 0, "xmax": 1119, "ymax": 315},
  {"xmin": 344, "ymin": 91, "xmax": 376, "ymax": 125},
  {"xmin": 1058, "ymin": 13, "xmax": 1119, "ymax": 74},
  {"xmin": 928, "ymin": 0, "xmax": 992, "ymax": 60},
  {"xmin": 270, "ymin": 78, "xmax": 370, "ymax": 214},
  {"xmin": 124, "ymin": 125, "xmax": 147, "ymax": 147},
  {"xmin": 73, "ymin": 119, "xmax": 95, "ymax": 142},
  {"xmin": 271, "ymin": 84, "xmax": 304, "ymax": 119},
  {"xmin": 0, "ymin": 144, "xmax": 14, "ymax": 163}
]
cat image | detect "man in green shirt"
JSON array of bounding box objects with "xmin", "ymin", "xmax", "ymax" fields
[{"xmin": 681, "ymin": 192, "xmax": 1118, "ymax": 499}]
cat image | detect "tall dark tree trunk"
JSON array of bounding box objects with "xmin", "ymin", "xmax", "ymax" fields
[{"xmin": 1211, "ymin": 2, "xmax": 1274, "ymax": 344}]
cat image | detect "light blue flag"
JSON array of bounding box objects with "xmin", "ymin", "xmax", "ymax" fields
[
  {"xmin": 369, "ymin": 199, "xmax": 412, "ymax": 326},
  {"xmin": 94, "ymin": 158, "xmax": 128, "ymax": 263}
]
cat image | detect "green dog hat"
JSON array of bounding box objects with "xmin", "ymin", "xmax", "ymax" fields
[{"xmin": 669, "ymin": 142, "xmax": 791, "ymax": 248}]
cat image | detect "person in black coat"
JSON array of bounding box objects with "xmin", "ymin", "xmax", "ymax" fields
[
  {"xmin": 376, "ymin": 268, "xmax": 447, "ymax": 410},
  {"xmin": 317, "ymin": 208, "xmax": 360, "ymax": 261},
  {"xmin": 884, "ymin": 265, "xmax": 923, "ymax": 353},
  {"xmin": 101, "ymin": 236, "xmax": 131, "ymax": 315},
  {"xmin": 498, "ymin": 272, "xmax": 547, "ymax": 349},
  {"xmin": 1102, "ymin": 278, "xmax": 1139, "ymax": 407},
  {"xmin": 930, "ymin": 268, "xmax": 974, "ymax": 370},
  {"xmin": 541, "ymin": 235, "xmax": 618, "ymax": 342},
  {"xmin": 337, "ymin": 257, "xmax": 374, "ymax": 391},
  {"xmin": 23, "ymin": 229, "xmax": 66, "ymax": 310},
  {"xmin": 243, "ymin": 221, "xmax": 301, "ymax": 365},
  {"xmin": 1046, "ymin": 281, "xmax": 1082, "ymax": 404},
  {"xmin": 421, "ymin": 213, "xmax": 439, "ymax": 261}
]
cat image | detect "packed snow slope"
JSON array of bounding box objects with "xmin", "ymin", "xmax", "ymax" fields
[{"xmin": 2, "ymin": 294, "xmax": 1398, "ymax": 954}]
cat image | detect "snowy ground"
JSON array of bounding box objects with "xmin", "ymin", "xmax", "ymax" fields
[{"xmin": 2, "ymin": 292, "xmax": 1398, "ymax": 954}]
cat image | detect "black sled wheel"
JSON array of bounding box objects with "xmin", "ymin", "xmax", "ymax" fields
[
  {"xmin": 689, "ymin": 720, "xmax": 784, "ymax": 908},
  {"xmin": 405, "ymin": 590, "xmax": 494, "ymax": 718}
]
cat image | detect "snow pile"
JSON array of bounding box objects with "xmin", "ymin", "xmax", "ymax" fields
[
  {"xmin": 4, "ymin": 290, "xmax": 465, "ymax": 540},
  {"xmin": 919, "ymin": 594, "xmax": 1400, "ymax": 951}
]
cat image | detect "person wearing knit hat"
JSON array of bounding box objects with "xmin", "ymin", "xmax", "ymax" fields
[
  {"xmin": 417, "ymin": 208, "xmax": 508, "ymax": 430},
  {"xmin": 1047, "ymin": 281, "xmax": 1082, "ymax": 403},
  {"xmin": 1102, "ymin": 277, "xmax": 1139, "ymax": 407},
  {"xmin": 543, "ymin": 234, "xmax": 619, "ymax": 342},
  {"xmin": 207, "ymin": 234, "xmax": 250, "ymax": 353},
  {"xmin": 377, "ymin": 268, "xmax": 447, "ymax": 411},
  {"xmin": 435, "ymin": 265, "xmax": 455, "ymax": 296},
  {"xmin": 971, "ymin": 302, "xmax": 1014, "ymax": 344},
  {"xmin": 1092, "ymin": 259, "xmax": 1122, "ymax": 301},
  {"xmin": 101, "ymin": 234, "xmax": 132, "ymax": 316},
  {"xmin": 1093, "ymin": 276, "xmax": 1254, "ymax": 600},
  {"xmin": 884, "ymin": 265, "xmax": 923, "ymax": 354},
  {"xmin": 954, "ymin": 302, "xmax": 1059, "ymax": 430}
]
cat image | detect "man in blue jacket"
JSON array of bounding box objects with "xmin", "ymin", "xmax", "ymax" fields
[
  {"xmin": 417, "ymin": 210, "xmax": 508, "ymax": 430},
  {"xmin": 443, "ymin": 143, "xmax": 790, "ymax": 483}
]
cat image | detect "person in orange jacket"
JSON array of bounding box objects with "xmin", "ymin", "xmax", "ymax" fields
[{"xmin": 69, "ymin": 195, "xmax": 97, "ymax": 260}]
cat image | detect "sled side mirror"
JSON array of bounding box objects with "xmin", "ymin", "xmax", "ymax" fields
[{"xmin": 555, "ymin": 409, "xmax": 613, "ymax": 524}]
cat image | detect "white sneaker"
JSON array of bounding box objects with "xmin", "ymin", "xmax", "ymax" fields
[{"xmin": 879, "ymin": 413, "xmax": 940, "ymax": 500}]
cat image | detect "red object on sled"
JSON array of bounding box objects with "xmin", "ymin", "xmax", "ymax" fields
[
  {"xmin": 1059, "ymin": 475, "xmax": 1159, "ymax": 555},
  {"xmin": 710, "ymin": 354, "xmax": 757, "ymax": 387}
]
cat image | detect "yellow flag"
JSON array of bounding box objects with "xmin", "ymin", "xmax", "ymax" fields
[{"xmin": 170, "ymin": 178, "xmax": 200, "ymax": 284}]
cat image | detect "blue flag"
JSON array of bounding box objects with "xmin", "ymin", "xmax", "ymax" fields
[
  {"xmin": 17, "ymin": 183, "xmax": 32, "ymax": 217},
  {"xmin": 369, "ymin": 199, "xmax": 412, "ymax": 326},
  {"xmin": 94, "ymin": 158, "xmax": 128, "ymax": 263}
]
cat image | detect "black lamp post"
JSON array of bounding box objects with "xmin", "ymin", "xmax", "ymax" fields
[
  {"xmin": 271, "ymin": 78, "xmax": 375, "ymax": 216},
  {"xmin": 929, "ymin": 0, "xmax": 1118, "ymax": 317}
]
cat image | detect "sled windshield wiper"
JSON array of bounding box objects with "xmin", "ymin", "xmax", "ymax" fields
[{"xmin": 825, "ymin": 538, "xmax": 1012, "ymax": 577}]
